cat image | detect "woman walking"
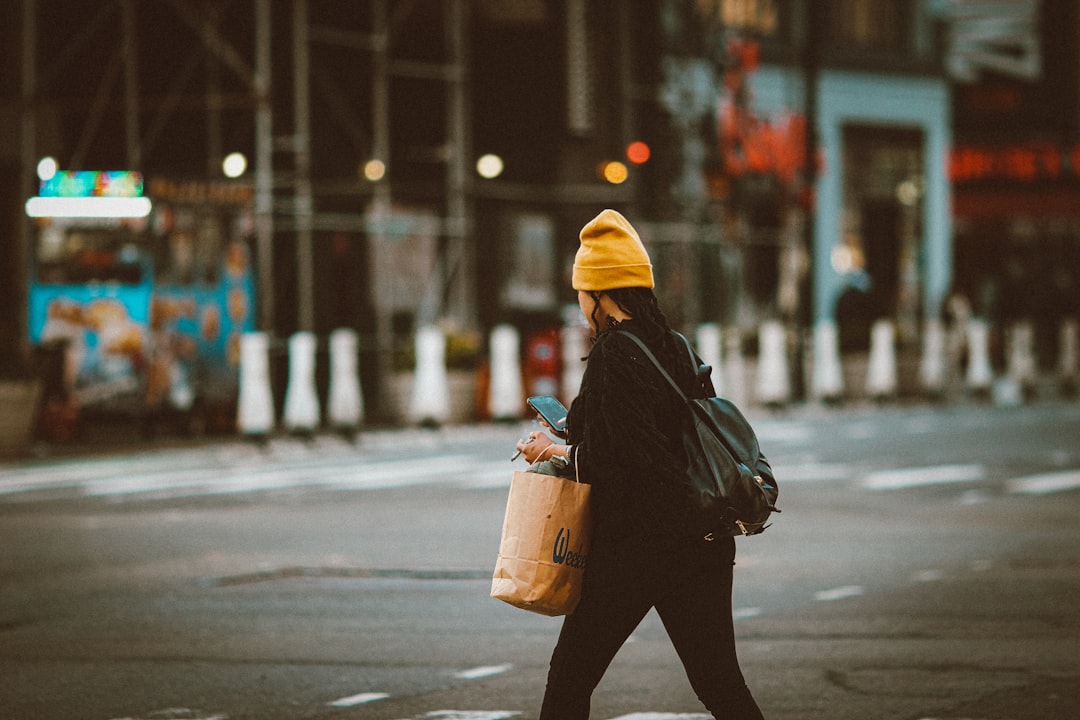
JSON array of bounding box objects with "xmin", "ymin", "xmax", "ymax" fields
[{"xmin": 515, "ymin": 209, "xmax": 766, "ymax": 719}]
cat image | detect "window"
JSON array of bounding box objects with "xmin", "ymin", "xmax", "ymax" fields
[
  {"xmin": 830, "ymin": 0, "xmax": 909, "ymax": 53},
  {"xmin": 35, "ymin": 225, "xmax": 145, "ymax": 285},
  {"xmin": 715, "ymin": 0, "xmax": 781, "ymax": 36}
]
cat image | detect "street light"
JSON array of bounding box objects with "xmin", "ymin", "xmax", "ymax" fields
[
  {"xmin": 36, "ymin": 156, "xmax": 57, "ymax": 181},
  {"xmin": 601, "ymin": 160, "xmax": 628, "ymax": 184},
  {"xmin": 222, "ymin": 152, "xmax": 247, "ymax": 178},
  {"xmin": 476, "ymin": 153, "xmax": 504, "ymax": 179},
  {"xmin": 363, "ymin": 159, "xmax": 387, "ymax": 182}
]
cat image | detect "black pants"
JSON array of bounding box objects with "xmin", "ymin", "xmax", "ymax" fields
[{"xmin": 538, "ymin": 533, "xmax": 764, "ymax": 720}]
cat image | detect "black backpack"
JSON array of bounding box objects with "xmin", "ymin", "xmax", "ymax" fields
[{"xmin": 616, "ymin": 330, "xmax": 780, "ymax": 538}]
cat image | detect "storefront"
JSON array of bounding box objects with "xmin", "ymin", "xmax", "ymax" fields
[
  {"xmin": 740, "ymin": 65, "xmax": 952, "ymax": 397},
  {"xmin": 951, "ymin": 146, "xmax": 1080, "ymax": 370}
]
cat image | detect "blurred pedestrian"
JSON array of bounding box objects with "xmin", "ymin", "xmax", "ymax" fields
[{"xmin": 515, "ymin": 209, "xmax": 766, "ymax": 719}]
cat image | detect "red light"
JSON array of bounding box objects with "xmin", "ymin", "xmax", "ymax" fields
[{"xmin": 626, "ymin": 141, "xmax": 651, "ymax": 165}]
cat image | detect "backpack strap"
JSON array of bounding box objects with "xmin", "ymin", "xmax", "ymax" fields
[
  {"xmin": 614, "ymin": 330, "xmax": 690, "ymax": 403},
  {"xmin": 673, "ymin": 331, "xmax": 718, "ymax": 398}
]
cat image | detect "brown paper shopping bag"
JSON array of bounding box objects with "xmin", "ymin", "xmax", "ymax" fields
[{"xmin": 490, "ymin": 470, "xmax": 592, "ymax": 616}]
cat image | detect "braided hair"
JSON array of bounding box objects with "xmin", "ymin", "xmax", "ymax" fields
[{"xmin": 587, "ymin": 287, "xmax": 672, "ymax": 344}]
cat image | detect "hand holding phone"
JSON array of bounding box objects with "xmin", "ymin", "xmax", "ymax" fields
[{"xmin": 527, "ymin": 395, "xmax": 569, "ymax": 439}]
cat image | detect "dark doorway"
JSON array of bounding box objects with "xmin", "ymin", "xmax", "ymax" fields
[{"xmin": 861, "ymin": 198, "xmax": 901, "ymax": 320}]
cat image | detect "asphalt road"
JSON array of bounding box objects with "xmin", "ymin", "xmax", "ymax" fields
[{"xmin": 1, "ymin": 400, "xmax": 1079, "ymax": 720}]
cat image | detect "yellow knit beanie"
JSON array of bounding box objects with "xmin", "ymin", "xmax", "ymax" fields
[{"xmin": 572, "ymin": 209, "xmax": 654, "ymax": 291}]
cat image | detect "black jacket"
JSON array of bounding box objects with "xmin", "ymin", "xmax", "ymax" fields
[{"xmin": 566, "ymin": 320, "xmax": 706, "ymax": 543}]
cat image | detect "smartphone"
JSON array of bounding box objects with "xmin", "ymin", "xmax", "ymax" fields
[{"xmin": 527, "ymin": 395, "xmax": 569, "ymax": 438}]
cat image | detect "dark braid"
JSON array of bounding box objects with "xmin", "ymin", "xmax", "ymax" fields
[{"xmin": 605, "ymin": 287, "xmax": 671, "ymax": 342}]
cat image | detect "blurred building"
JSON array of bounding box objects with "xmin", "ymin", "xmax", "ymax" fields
[
  {"xmin": 704, "ymin": 0, "xmax": 953, "ymax": 395},
  {"xmin": 948, "ymin": 0, "xmax": 1080, "ymax": 373},
  {"xmin": 1, "ymin": 1, "xmax": 1075, "ymax": 424}
]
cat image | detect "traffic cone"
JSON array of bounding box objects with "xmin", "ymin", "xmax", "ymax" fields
[
  {"xmin": 1059, "ymin": 317, "xmax": 1079, "ymax": 396},
  {"xmin": 408, "ymin": 325, "xmax": 450, "ymax": 426},
  {"xmin": 237, "ymin": 332, "xmax": 275, "ymax": 438},
  {"xmin": 811, "ymin": 319, "xmax": 844, "ymax": 402},
  {"xmin": 1005, "ymin": 320, "xmax": 1037, "ymax": 401},
  {"xmin": 920, "ymin": 317, "xmax": 947, "ymax": 397},
  {"xmin": 327, "ymin": 328, "xmax": 363, "ymax": 435},
  {"xmin": 865, "ymin": 319, "xmax": 897, "ymax": 400},
  {"xmin": 488, "ymin": 324, "xmax": 524, "ymax": 421},
  {"xmin": 965, "ymin": 317, "xmax": 994, "ymax": 397},
  {"xmin": 755, "ymin": 320, "xmax": 790, "ymax": 406},
  {"xmin": 695, "ymin": 323, "xmax": 724, "ymax": 397},
  {"xmin": 283, "ymin": 331, "xmax": 321, "ymax": 435},
  {"xmin": 724, "ymin": 327, "xmax": 747, "ymax": 407}
]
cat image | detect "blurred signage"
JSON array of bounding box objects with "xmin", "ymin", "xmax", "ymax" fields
[
  {"xmin": 950, "ymin": 143, "xmax": 1080, "ymax": 184},
  {"xmin": 28, "ymin": 171, "xmax": 150, "ymax": 219},
  {"xmin": 147, "ymin": 178, "xmax": 254, "ymax": 206},
  {"xmin": 501, "ymin": 213, "xmax": 556, "ymax": 310},
  {"xmin": 565, "ymin": 0, "xmax": 593, "ymax": 135},
  {"xmin": 39, "ymin": 171, "xmax": 144, "ymax": 198},
  {"xmin": 944, "ymin": 0, "xmax": 1041, "ymax": 83}
]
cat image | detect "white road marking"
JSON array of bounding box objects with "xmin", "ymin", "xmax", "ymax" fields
[
  {"xmin": 814, "ymin": 585, "xmax": 864, "ymax": 602},
  {"xmin": 862, "ymin": 464, "xmax": 985, "ymax": 490},
  {"xmin": 752, "ymin": 421, "xmax": 813, "ymax": 443},
  {"xmin": 845, "ymin": 424, "xmax": 878, "ymax": 440},
  {"xmin": 422, "ymin": 712, "xmax": 522, "ymax": 719},
  {"xmin": 0, "ymin": 453, "xmax": 513, "ymax": 500},
  {"xmin": 327, "ymin": 692, "xmax": 390, "ymax": 707},
  {"xmin": 1006, "ymin": 470, "xmax": 1080, "ymax": 495},
  {"xmin": 770, "ymin": 462, "xmax": 852, "ymax": 482},
  {"xmin": 732, "ymin": 606, "xmax": 762, "ymax": 621},
  {"xmin": 454, "ymin": 664, "xmax": 513, "ymax": 680},
  {"xmin": 958, "ymin": 489, "xmax": 990, "ymax": 505},
  {"xmin": 106, "ymin": 711, "xmax": 227, "ymax": 720}
]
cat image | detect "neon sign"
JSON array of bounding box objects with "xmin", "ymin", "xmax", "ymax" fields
[
  {"xmin": 27, "ymin": 170, "xmax": 151, "ymax": 218},
  {"xmin": 38, "ymin": 170, "xmax": 144, "ymax": 198},
  {"xmin": 949, "ymin": 144, "xmax": 1077, "ymax": 184}
]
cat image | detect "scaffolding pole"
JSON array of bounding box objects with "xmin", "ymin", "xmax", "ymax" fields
[
  {"xmin": 254, "ymin": 0, "xmax": 274, "ymax": 332},
  {"xmin": 294, "ymin": 0, "xmax": 314, "ymax": 333},
  {"xmin": 16, "ymin": 0, "xmax": 36, "ymax": 367},
  {"xmin": 370, "ymin": 0, "xmax": 394, "ymax": 421},
  {"xmin": 121, "ymin": 0, "xmax": 141, "ymax": 169}
]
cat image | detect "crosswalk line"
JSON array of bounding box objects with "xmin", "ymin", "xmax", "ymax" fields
[
  {"xmin": 1006, "ymin": 470, "xmax": 1080, "ymax": 495},
  {"xmin": 814, "ymin": 585, "xmax": 864, "ymax": 602},
  {"xmin": 417, "ymin": 713, "xmax": 522, "ymax": 719},
  {"xmin": 770, "ymin": 462, "xmax": 851, "ymax": 482},
  {"xmin": 0, "ymin": 453, "xmax": 514, "ymax": 500},
  {"xmin": 453, "ymin": 664, "xmax": 514, "ymax": 680},
  {"xmin": 327, "ymin": 692, "xmax": 390, "ymax": 707},
  {"xmin": 862, "ymin": 464, "xmax": 985, "ymax": 490}
]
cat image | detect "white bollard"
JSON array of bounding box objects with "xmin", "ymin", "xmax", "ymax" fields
[
  {"xmin": 695, "ymin": 323, "xmax": 724, "ymax": 396},
  {"xmin": 965, "ymin": 317, "xmax": 994, "ymax": 395},
  {"xmin": 237, "ymin": 332, "xmax": 275, "ymax": 437},
  {"xmin": 865, "ymin": 319, "xmax": 898, "ymax": 399},
  {"xmin": 327, "ymin": 328, "xmax": 363, "ymax": 432},
  {"xmin": 408, "ymin": 325, "xmax": 450, "ymax": 426},
  {"xmin": 1006, "ymin": 320, "xmax": 1037, "ymax": 399},
  {"xmin": 724, "ymin": 328, "xmax": 747, "ymax": 407},
  {"xmin": 811, "ymin": 319, "xmax": 844, "ymax": 402},
  {"xmin": 283, "ymin": 331, "xmax": 321, "ymax": 434},
  {"xmin": 1059, "ymin": 317, "xmax": 1079, "ymax": 394},
  {"xmin": 488, "ymin": 324, "xmax": 524, "ymax": 421},
  {"xmin": 920, "ymin": 317, "xmax": 947, "ymax": 396},
  {"xmin": 755, "ymin": 320, "xmax": 790, "ymax": 406},
  {"xmin": 560, "ymin": 323, "xmax": 588, "ymax": 403}
]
